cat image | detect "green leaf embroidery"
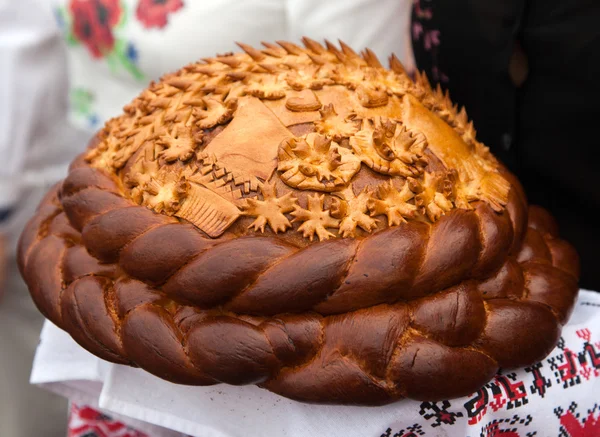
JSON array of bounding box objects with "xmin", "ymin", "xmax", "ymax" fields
[
  {"xmin": 117, "ymin": 1, "xmax": 129, "ymax": 30},
  {"xmin": 55, "ymin": 6, "xmax": 78, "ymax": 46},
  {"xmin": 106, "ymin": 51, "xmax": 120, "ymax": 74},
  {"xmin": 70, "ymin": 88, "xmax": 94, "ymax": 116},
  {"xmin": 112, "ymin": 39, "xmax": 145, "ymax": 81}
]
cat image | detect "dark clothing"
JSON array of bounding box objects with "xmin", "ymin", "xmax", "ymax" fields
[{"xmin": 412, "ymin": 0, "xmax": 600, "ymax": 290}]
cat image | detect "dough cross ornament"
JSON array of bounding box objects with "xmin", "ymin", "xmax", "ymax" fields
[{"xmin": 18, "ymin": 38, "xmax": 580, "ymax": 406}]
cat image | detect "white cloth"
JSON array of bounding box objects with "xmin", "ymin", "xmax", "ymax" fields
[{"xmin": 31, "ymin": 290, "xmax": 600, "ymax": 437}]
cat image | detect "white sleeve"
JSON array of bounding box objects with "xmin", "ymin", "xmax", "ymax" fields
[
  {"xmin": 286, "ymin": 0, "xmax": 415, "ymax": 69},
  {"xmin": 0, "ymin": 0, "xmax": 67, "ymax": 210}
]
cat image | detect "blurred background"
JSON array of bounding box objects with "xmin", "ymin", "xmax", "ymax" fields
[{"xmin": 1, "ymin": 0, "xmax": 598, "ymax": 435}]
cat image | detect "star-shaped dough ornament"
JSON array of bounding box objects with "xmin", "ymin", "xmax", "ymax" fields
[
  {"xmin": 331, "ymin": 186, "xmax": 378, "ymax": 237},
  {"xmin": 291, "ymin": 194, "xmax": 340, "ymax": 241},
  {"xmin": 157, "ymin": 126, "xmax": 201, "ymax": 163},
  {"xmin": 368, "ymin": 180, "xmax": 418, "ymax": 226},
  {"xmin": 241, "ymin": 182, "xmax": 298, "ymax": 233}
]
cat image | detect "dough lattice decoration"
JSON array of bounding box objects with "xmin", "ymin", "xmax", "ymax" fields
[{"xmin": 19, "ymin": 39, "xmax": 579, "ymax": 406}]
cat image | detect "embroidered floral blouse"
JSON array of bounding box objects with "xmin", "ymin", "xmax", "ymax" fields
[{"xmin": 51, "ymin": 0, "xmax": 413, "ymax": 133}]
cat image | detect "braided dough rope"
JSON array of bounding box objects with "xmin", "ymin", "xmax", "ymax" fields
[{"xmin": 17, "ymin": 155, "xmax": 579, "ymax": 405}]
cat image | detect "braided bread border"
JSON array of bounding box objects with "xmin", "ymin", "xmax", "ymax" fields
[{"xmin": 18, "ymin": 160, "xmax": 580, "ymax": 405}]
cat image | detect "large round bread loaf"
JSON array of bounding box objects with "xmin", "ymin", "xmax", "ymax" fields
[{"xmin": 18, "ymin": 39, "xmax": 579, "ymax": 405}]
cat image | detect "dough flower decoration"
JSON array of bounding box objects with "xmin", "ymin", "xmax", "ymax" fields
[
  {"xmin": 350, "ymin": 117, "xmax": 427, "ymax": 177},
  {"xmin": 367, "ymin": 180, "xmax": 419, "ymax": 226},
  {"xmin": 285, "ymin": 64, "xmax": 333, "ymax": 91},
  {"xmin": 241, "ymin": 182, "xmax": 298, "ymax": 233},
  {"xmin": 330, "ymin": 186, "xmax": 378, "ymax": 237},
  {"xmin": 84, "ymin": 133, "xmax": 137, "ymax": 170},
  {"xmin": 291, "ymin": 194, "xmax": 340, "ymax": 241},
  {"xmin": 193, "ymin": 98, "xmax": 237, "ymax": 130},
  {"xmin": 246, "ymin": 74, "xmax": 288, "ymax": 100},
  {"xmin": 331, "ymin": 64, "xmax": 366, "ymax": 90},
  {"xmin": 409, "ymin": 171, "xmax": 455, "ymax": 222},
  {"xmin": 141, "ymin": 168, "xmax": 190, "ymax": 215},
  {"xmin": 285, "ymin": 89, "xmax": 323, "ymax": 112},
  {"xmin": 277, "ymin": 133, "xmax": 361, "ymax": 192},
  {"xmin": 124, "ymin": 158, "xmax": 160, "ymax": 204},
  {"xmin": 314, "ymin": 104, "xmax": 360, "ymax": 141},
  {"xmin": 157, "ymin": 125, "xmax": 201, "ymax": 163},
  {"xmin": 356, "ymin": 84, "xmax": 389, "ymax": 108}
]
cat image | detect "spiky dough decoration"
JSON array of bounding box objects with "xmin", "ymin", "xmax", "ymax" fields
[
  {"xmin": 314, "ymin": 104, "xmax": 360, "ymax": 141},
  {"xmin": 367, "ymin": 180, "xmax": 419, "ymax": 226},
  {"xmin": 124, "ymin": 158, "xmax": 160, "ymax": 204},
  {"xmin": 246, "ymin": 74, "xmax": 288, "ymax": 100},
  {"xmin": 409, "ymin": 172, "xmax": 455, "ymax": 222},
  {"xmin": 285, "ymin": 64, "xmax": 333, "ymax": 91},
  {"xmin": 291, "ymin": 194, "xmax": 340, "ymax": 241},
  {"xmin": 277, "ymin": 133, "xmax": 361, "ymax": 192},
  {"xmin": 350, "ymin": 117, "xmax": 427, "ymax": 177},
  {"xmin": 331, "ymin": 186, "xmax": 378, "ymax": 237},
  {"xmin": 83, "ymin": 39, "xmax": 511, "ymax": 242},
  {"xmin": 157, "ymin": 125, "xmax": 201, "ymax": 163},
  {"xmin": 363, "ymin": 56, "xmax": 413, "ymax": 96},
  {"xmin": 85, "ymin": 135, "xmax": 121, "ymax": 170},
  {"xmin": 241, "ymin": 182, "xmax": 298, "ymax": 233},
  {"xmin": 141, "ymin": 168, "xmax": 190, "ymax": 215},
  {"xmin": 193, "ymin": 98, "xmax": 236, "ymax": 129}
]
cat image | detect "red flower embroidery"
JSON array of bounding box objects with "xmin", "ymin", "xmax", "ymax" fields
[
  {"xmin": 70, "ymin": 0, "xmax": 122, "ymax": 58},
  {"xmin": 68, "ymin": 404, "xmax": 149, "ymax": 437},
  {"xmin": 136, "ymin": 0, "xmax": 184, "ymax": 29}
]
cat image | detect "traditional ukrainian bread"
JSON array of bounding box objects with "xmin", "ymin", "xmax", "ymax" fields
[{"xmin": 18, "ymin": 39, "xmax": 580, "ymax": 405}]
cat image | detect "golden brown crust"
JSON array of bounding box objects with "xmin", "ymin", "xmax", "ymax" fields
[
  {"xmin": 80, "ymin": 39, "xmax": 513, "ymax": 242},
  {"xmin": 18, "ymin": 40, "xmax": 580, "ymax": 405}
]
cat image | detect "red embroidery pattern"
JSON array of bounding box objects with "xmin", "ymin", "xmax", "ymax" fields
[
  {"xmin": 380, "ymin": 424, "xmax": 425, "ymax": 437},
  {"xmin": 136, "ymin": 0, "xmax": 184, "ymax": 29},
  {"xmin": 479, "ymin": 415, "xmax": 533, "ymax": 437},
  {"xmin": 465, "ymin": 374, "xmax": 529, "ymax": 426},
  {"xmin": 69, "ymin": 0, "xmax": 122, "ymax": 58},
  {"xmin": 555, "ymin": 403, "xmax": 600, "ymax": 437},
  {"xmin": 67, "ymin": 404, "xmax": 148, "ymax": 437}
]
